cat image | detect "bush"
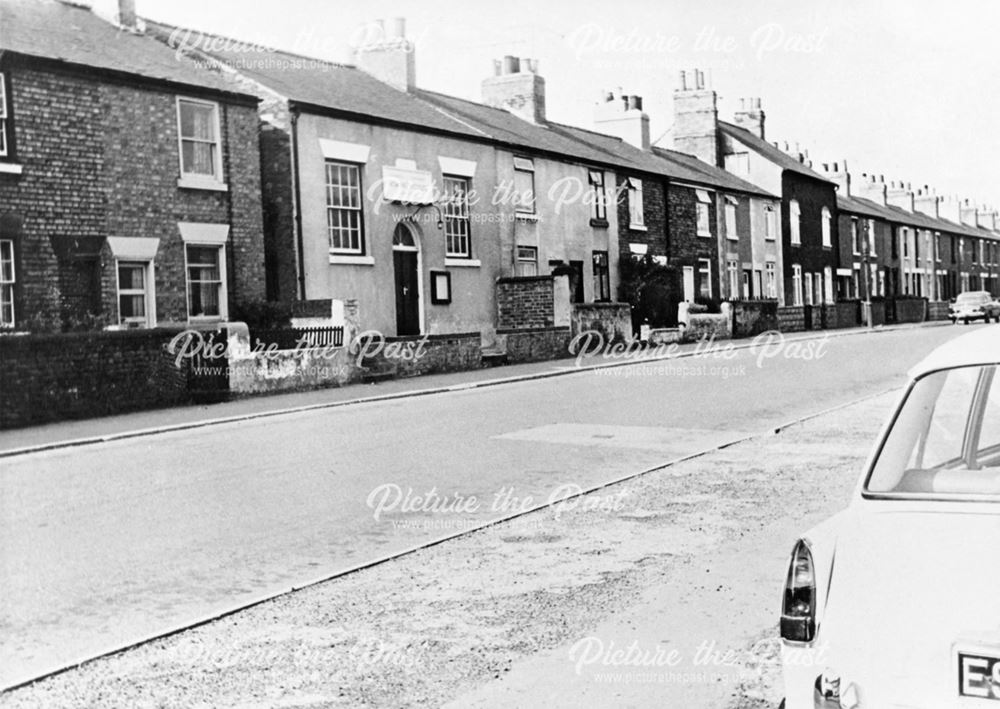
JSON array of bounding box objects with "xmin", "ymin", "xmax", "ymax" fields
[
  {"xmin": 694, "ymin": 296, "xmax": 722, "ymax": 314},
  {"xmin": 619, "ymin": 255, "xmax": 678, "ymax": 328}
]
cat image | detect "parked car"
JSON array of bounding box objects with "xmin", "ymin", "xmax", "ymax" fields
[
  {"xmin": 779, "ymin": 327, "xmax": 1000, "ymax": 708},
  {"xmin": 949, "ymin": 290, "xmax": 1000, "ymax": 324}
]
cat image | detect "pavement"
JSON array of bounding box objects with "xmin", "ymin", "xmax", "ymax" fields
[
  {"xmin": 0, "ymin": 321, "xmax": 964, "ymax": 691},
  {"xmin": 0, "ymin": 321, "xmax": 949, "ymax": 457}
]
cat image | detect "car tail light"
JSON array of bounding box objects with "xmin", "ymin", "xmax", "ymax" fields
[{"xmin": 781, "ymin": 539, "xmax": 816, "ymax": 642}]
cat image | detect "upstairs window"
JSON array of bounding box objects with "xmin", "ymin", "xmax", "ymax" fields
[
  {"xmin": 177, "ymin": 98, "xmax": 222, "ymax": 183},
  {"xmin": 790, "ymin": 200, "xmax": 801, "ymax": 245},
  {"xmin": 516, "ymin": 245, "xmax": 538, "ymax": 276},
  {"xmin": 443, "ymin": 175, "xmax": 471, "ymax": 258},
  {"xmin": 627, "ymin": 177, "xmax": 644, "ymax": 228},
  {"xmin": 868, "ymin": 220, "xmax": 877, "ymax": 255},
  {"xmin": 589, "ymin": 170, "xmax": 607, "ymax": 223},
  {"xmin": 0, "ymin": 74, "xmax": 8, "ymax": 158},
  {"xmin": 851, "ymin": 219, "xmax": 860, "ymax": 255},
  {"xmin": 696, "ymin": 189, "xmax": 712, "ymax": 236},
  {"xmin": 513, "ymin": 157, "xmax": 535, "ymax": 214},
  {"xmin": 821, "ymin": 207, "xmax": 832, "ymax": 247},
  {"xmin": 326, "ymin": 161, "xmax": 364, "ymax": 254},
  {"xmin": 0, "ymin": 239, "xmax": 13, "ymax": 327},
  {"xmin": 935, "ymin": 233, "xmax": 942, "ymax": 262},
  {"xmin": 724, "ymin": 197, "xmax": 738, "ymax": 240},
  {"xmin": 765, "ymin": 204, "xmax": 777, "ymax": 241}
]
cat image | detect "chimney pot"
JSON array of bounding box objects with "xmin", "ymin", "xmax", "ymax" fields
[
  {"xmin": 118, "ymin": 0, "xmax": 137, "ymax": 29},
  {"xmin": 502, "ymin": 55, "xmax": 517, "ymax": 74},
  {"xmin": 389, "ymin": 17, "xmax": 406, "ymax": 38}
]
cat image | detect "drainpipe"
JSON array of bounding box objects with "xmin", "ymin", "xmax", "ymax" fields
[
  {"xmin": 290, "ymin": 106, "xmax": 306, "ymax": 301},
  {"xmin": 223, "ymin": 103, "xmax": 237, "ymax": 313}
]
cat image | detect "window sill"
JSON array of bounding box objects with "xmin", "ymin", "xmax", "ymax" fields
[
  {"xmin": 0, "ymin": 162, "xmax": 24, "ymax": 175},
  {"xmin": 589, "ymin": 218, "xmax": 609, "ymax": 229},
  {"xmin": 445, "ymin": 258, "xmax": 481, "ymax": 268},
  {"xmin": 791, "ymin": 242, "xmax": 801, "ymax": 247},
  {"xmin": 178, "ymin": 176, "xmax": 229, "ymax": 192},
  {"xmin": 628, "ymin": 224, "xmax": 647, "ymax": 232},
  {"xmin": 329, "ymin": 253, "xmax": 375, "ymax": 266},
  {"xmin": 515, "ymin": 212, "xmax": 539, "ymax": 222},
  {"xmin": 697, "ymin": 231, "xmax": 712, "ymax": 238}
]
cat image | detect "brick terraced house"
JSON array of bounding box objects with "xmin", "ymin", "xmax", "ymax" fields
[{"xmin": 0, "ymin": 0, "xmax": 264, "ymax": 331}]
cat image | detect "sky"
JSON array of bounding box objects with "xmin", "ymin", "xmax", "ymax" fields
[{"xmin": 94, "ymin": 0, "xmax": 999, "ymax": 209}]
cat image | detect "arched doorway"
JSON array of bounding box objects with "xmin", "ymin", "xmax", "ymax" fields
[{"xmin": 392, "ymin": 223, "xmax": 421, "ymax": 336}]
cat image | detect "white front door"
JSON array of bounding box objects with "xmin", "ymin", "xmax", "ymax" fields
[{"xmin": 683, "ymin": 266, "xmax": 695, "ymax": 302}]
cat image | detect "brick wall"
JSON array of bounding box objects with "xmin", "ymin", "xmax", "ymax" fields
[
  {"xmin": 666, "ymin": 184, "xmax": 717, "ymax": 296},
  {"xmin": 357, "ymin": 332, "xmax": 483, "ymax": 378},
  {"xmin": 497, "ymin": 276, "xmax": 555, "ymax": 329},
  {"xmin": 616, "ymin": 176, "xmax": 667, "ymax": 260},
  {"xmin": 571, "ymin": 302, "xmax": 632, "ymax": 343},
  {"xmin": 781, "ymin": 174, "xmax": 838, "ymax": 304},
  {"xmin": 0, "ymin": 59, "xmax": 264, "ymax": 330},
  {"xmin": 731, "ymin": 300, "xmax": 779, "ymax": 337},
  {"xmin": 497, "ymin": 326, "xmax": 573, "ymax": 363},
  {"xmin": 928, "ymin": 301, "xmax": 950, "ymax": 321},
  {"xmin": 259, "ymin": 121, "xmax": 298, "ymax": 302},
  {"xmin": 0, "ymin": 328, "xmax": 192, "ymax": 428},
  {"xmin": 777, "ymin": 305, "xmax": 805, "ymax": 332}
]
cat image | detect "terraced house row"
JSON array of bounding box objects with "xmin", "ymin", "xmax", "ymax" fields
[{"xmin": 1, "ymin": 0, "xmax": 999, "ymax": 350}]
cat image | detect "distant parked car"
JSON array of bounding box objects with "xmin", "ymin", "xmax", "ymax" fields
[
  {"xmin": 779, "ymin": 327, "xmax": 1000, "ymax": 708},
  {"xmin": 949, "ymin": 290, "xmax": 1000, "ymax": 324}
]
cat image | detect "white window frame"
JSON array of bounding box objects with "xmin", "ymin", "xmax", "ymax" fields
[
  {"xmin": 696, "ymin": 189, "xmax": 712, "ymax": 237},
  {"xmin": 0, "ymin": 239, "xmax": 14, "ymax": 327},
  {"xmin": 183, "ymin": 242, "xmax": 228, "ymax": 322},
  {"xmin": 0, "ymin": 74, "xmax": 8, "ymax": 158},
  {"xmin": 727, "ymin": 259, "xmax": 739, "ymax": 297},
  {"xmin": 792, "ymin": 264, "xmax": 803, "ymax": 306},
  {"xmin": 116, "ymin": 259, "xmax": 156, "ymax": 327},
  {"xmin": 821, "ymin": 206, "xmax": 832, "ymax": 248},
  {"xmin": 724, "ymin": 197, "xmax": 738, "ymax": 241},
  {"xmin": 765, "ymin": 261, "xmax": 777, "ymax": 298},
  {"xmin": 697, "ymin": 258, "xmax": 712, "ymax": 299},
  {"xmin": 588, "ymin": 170, "xmax": 607, "ymax": 222},
  {"xmin": 516, "ymin": 245, "xmax": 538, "ymax": 276},
  {"xmin": 867, "ymin": 220, "xmax": 877, "ymax": 256},
  {"xmin": 765, "ymin": 204, "xmax": 777, "ymax": 241},
  {"xmin": 790, "ymin": 199, "xmax": 801, "ymax": 245},
  {"xmin": 443, "ymin": 174, "xmax": 472, "ymax": 259},
  {"xmin": 176, "ymin": 97, "xmax": 226, "ymax": 190},
  {"xmin": 326, "ymin": 160, "xmax": 365, "ymax": 255},
  {"xmin": 628, "ymin": 177, "xmax": 645, "ymax": 229},
  {"xmin": 824, "ymin": 266, "xmax": 834, "ymax": 304},
  {"xmin": 851, "ymin": 218, "xmax": 860, "ymax": 255},
  {"xmin": 513, "ymin": 157, "xmax": 536, "ymax": 215}
]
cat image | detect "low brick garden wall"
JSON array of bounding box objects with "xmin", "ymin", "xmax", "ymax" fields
[
  {"xmin": 777, "ymin": 306, "xmax": 806, "ymax": 332},
  {"xmin": 927, "ymin": 301, "xmax": 950, "ymax": 321},
  {"xmin": 0, "ymin": 328, "xmax": 192, "ymax": 429},
  {"xmin": 496, "ymin": 276, "xmax": 556, "ymax": 330},
  {"xmin": 731, "ymin": 300, "xmax": 779, "ymax": 338},
  {"xmin": 892, "ymin": 298, "xmax": 927, "ymax": 324},
  {"xmin": 498, "ymin": 327, "xmax": 573, "ymax": 364},
  {"xmin": 357, "ymin": 332, "xmax": 483, "ymax": 378},
  {"xmin": 571, "ymin": 302, "xmax": 632, "ymax": 343}
]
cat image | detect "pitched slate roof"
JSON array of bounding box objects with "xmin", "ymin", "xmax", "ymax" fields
[
  {"xmin": 838, "ymin": 193, "xmax": 998, "ymax": 240},
  {"xmin": 144, "ymin": 20, "xmax": 776, "ymax": 196},
  {"xmin": 0, "ymin": 0, "xmax": 253, "ymax": 99},
  {"xmin": 719, "ymin": 120, "xmax": 834, "ymax": 183}
]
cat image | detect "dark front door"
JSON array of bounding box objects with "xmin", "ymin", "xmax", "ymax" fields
[{"xmin": 394, "ymin": 250, "xmax": 420, "ymax": 336}]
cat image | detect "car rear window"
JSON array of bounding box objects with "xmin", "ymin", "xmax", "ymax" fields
[
  {"xmin": 866, "ymin": 365, "xmax": 1000, "ymax": 498},
  {"xmin": 956, "ymin": 293, "xmax": 987, "ymax": 303}
]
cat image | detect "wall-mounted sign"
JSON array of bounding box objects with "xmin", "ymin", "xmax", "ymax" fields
[
  {"xmin": 382, "ymin": 165, "xmax": 434, "ymax": 205},
  {"xmin": 431, "ymin": 270, "xmax": 452, "ymax": 304}
]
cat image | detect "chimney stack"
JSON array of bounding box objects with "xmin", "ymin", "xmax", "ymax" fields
[
  {"xmin": 118, "ymin": 0, "xmax": 137, "ymax": 30},
  {"xmin": 482, "ymin": 55, "xmax": 546, "ymax": 124},
  {"xmin": 976, "ymin": 205, "xmax": 997, "ymax": 231},
  {"xmin": 733, "ymin": 96, "xmax": 765, "ymax": 139},
  {"xmin": 886, "ymin": 180, "xmax": 914, "ymax": 212},
  {"xmin": 672, "ymin": 68, "xmax": 719, "ymax": 166},
  {"xmin": 939, "ymin": 194, "xmax": 962, "ymax": 223},
  {"xmin": 960, "ymin": 199, "xmax": 979, "ymax": 227},
  {"xmin": 354, "ymin": 18, "xmax": 416, "ymax": 92},
  {"xmin": 857, "ymin": 173, "xmax": 888, "ymax": 206},
  {"xmin": 821, "ymin": 160, "xmax": 850, "ymax": 197},
  {"xmin": 913, "ymin": 185, "xmax": 940, "ymax": 218},
  {"xmin": 594, "ymin": 87, "xmax": 650, "ymax": 150}
]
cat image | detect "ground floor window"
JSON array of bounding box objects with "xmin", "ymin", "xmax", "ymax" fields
[
  {"xmin": 765, "ymin": 262, "xmax": 777, "ymax": 298},
  {"xmin": 698, "ymin": 258, "xmax": 712, "ymax": 299},
  {"xmin": 186, "ymin": 244, "xmax": 225, "ymax": 319},
  {"xmin": 726, "ymin": 260, "xmax": 739, "ymax": 299},
  {"xmin": 792, "ymin": 264, "xmax": 803, "ymax": 306},
  {"xmin": 0, "ymin": 239, "xmax": 13, "ymax": 327},
  {"xmin": 592, "ymin": 251, "xmax": 610, "ymax": 302},
  {"xmin": 117, "ymin": 261, "xmax": 153, "ymax": 326},
  {"xmin": 516, "ymin": 246, "xmax": 538, "ymax": 277}
]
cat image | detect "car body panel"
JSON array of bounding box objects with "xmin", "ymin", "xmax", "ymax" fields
[{"xmin": 782, "ymin": 327, "xmax": 1000, "ymax": 708}]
